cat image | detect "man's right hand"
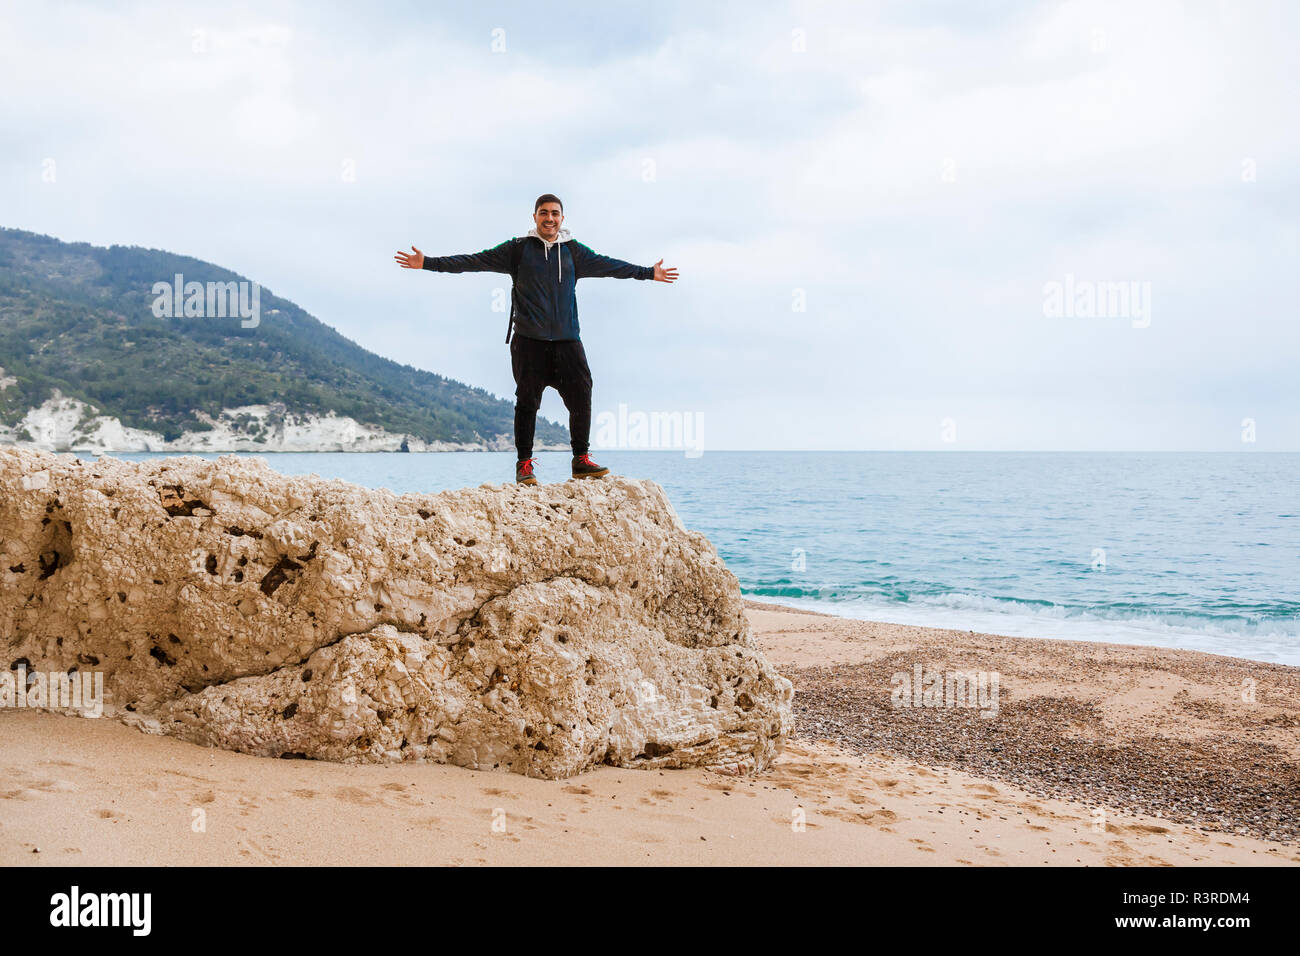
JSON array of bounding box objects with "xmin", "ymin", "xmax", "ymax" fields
[{"xmin": 394, "ymin": 246, "xmax": 425, "ymax": 269}]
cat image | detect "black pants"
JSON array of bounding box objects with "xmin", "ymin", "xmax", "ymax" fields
[{"xmin": 510, "ymin": 335, "xmax": 592, "ymax": 459}]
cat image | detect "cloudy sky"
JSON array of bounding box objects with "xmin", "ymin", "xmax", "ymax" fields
[{"xmin": 3, "ymin": 0, "xmax": 1297, "ymax": 450}]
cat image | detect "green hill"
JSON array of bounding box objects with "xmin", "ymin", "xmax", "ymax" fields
[{"xmin": 0, "ymin": 227, "xmax": 566, "ymax": 447}]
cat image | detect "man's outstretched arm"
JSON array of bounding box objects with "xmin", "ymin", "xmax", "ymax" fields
[
  {"xmin": 571, "ymin": 242, "xmax": 678, "ymax": 283},
  {"xmin": 394, "ymin": 240, "xmax": 513, "ymax": 273}
]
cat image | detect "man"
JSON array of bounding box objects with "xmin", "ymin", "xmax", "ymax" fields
[{"xmin": 395, "ymin": 194, "xmax": 678, "ymax": 484}]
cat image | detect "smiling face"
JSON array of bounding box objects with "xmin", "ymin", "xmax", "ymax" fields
[{"xmin": 533, "ymin": 201, "xmax": 564, "ymax": 241}]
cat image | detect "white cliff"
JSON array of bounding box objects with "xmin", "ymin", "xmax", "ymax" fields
[{"xmin": 0, "ymin": 392, "xmax": 521, "ymax": 453}]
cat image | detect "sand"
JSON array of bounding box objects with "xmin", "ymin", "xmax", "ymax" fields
[{"xmin": 2, "ymin": 602, "xmax": 1297, "ymax": 866}]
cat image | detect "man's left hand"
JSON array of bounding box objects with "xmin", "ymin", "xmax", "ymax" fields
[{"xmin": 652, "ymin": 259, "xmax": 678, "ymax": 283}]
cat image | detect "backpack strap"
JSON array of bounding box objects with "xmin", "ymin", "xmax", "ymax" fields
[{"xmin": 505, "ymin": 237, "xmax": 524, "ymax": 344}]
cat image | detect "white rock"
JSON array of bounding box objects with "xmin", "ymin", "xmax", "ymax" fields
[{"xmin": 0, "ymin": 447, "xmax": 793, "ymax": 778}]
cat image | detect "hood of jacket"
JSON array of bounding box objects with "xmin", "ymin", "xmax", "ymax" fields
[{"xmin": 525, "ymin": 226, "xmax": 573, "ymax": 282}]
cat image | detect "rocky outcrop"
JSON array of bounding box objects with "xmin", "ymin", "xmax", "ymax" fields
[{"xmin": 0, "ymin": 448, "xmax": 792, "ymax": 778}]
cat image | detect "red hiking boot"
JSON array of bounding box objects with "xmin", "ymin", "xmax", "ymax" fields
[
  {"xmin": 515, "ymin": 457, "xmax": 539, "ymax": 485},
  {"xmin": 571, "ymin": 454, "xmax": 610, "ymax": 479}
]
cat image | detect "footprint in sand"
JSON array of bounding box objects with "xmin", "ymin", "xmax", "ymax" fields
[
  {"xmin": 777, "ymin": 764, "xmax": 817, "ymax": 779},
  {"xmin": 563, "ymin": 784, "xmax": 593, "ymax": 796},
  {"xmin": 332, "ymin": 786, "xmax": 383, "ymax": 806},
  {"xmin": 236, "ymin": 834, "xmax": 275, "ymax": 864},
  {"xmin": 1114, "ymin": 823, "xmax": 1170, "ymax": 835},
  {"xmin": 236, "ymin": 794, "xmax": 260, "ymax": 816},
  {"xmin": 162, "ymin": 769, "xmax": 217, "ymax": 784},
  {"xmin": 13, "ymin": 777, "xmax": 69, "ymax": 793},
  {"xmin": 774, "ymin": 814, "xmax": 822, "ymax": 829},
  {"xmin": 825, "ymin": 807, "xmax": 897, "ymax": 826}
]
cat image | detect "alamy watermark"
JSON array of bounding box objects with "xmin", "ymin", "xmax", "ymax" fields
[
  {"xmin": 890, "ymin": 664, "xmax": 1000, "ymax": 718},
  {"xmin": 1, "ymin": 666, "xmax": 104, "ymax": 718},
  {"xmin": 1043, "ymin": 274, "xmax": 1151, "ymax": 328},
  {"xmin": 593, "ymin": 403, "xmax": 704, "ymax": 458},
  {"xmin": 49, "ymin": 886, "xmax": 150, "ymax": 936},
  {"xmin": 151, "ymin": 273, "xmax": 260, "ymax": 328}
]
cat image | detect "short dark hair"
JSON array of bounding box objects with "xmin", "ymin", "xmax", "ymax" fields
[{"xmin": 535, "ymin": 193, "xmax": 563, "ymax": 213}]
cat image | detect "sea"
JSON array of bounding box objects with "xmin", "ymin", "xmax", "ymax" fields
[{"xmin": 97, "ymin": 450, "xmax": 1300, "ymax": 666}]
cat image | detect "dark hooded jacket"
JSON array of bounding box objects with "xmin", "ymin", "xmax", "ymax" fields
[{"xmin": 422, "ymin": 226, "xmax": 654, "ymax": 342}]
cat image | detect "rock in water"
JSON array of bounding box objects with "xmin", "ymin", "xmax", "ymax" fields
[{"xmin": 0, "ymin": 448, "xmax": 793, "ymax": 778}]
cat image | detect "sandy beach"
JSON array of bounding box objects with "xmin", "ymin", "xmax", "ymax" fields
[{"xmin": 2, "ymin": 601, "xmax": 1296, "ymax": 867}]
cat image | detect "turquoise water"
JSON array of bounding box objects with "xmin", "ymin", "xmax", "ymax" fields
[{"xmin": 101, "ymin": 451, "xmax": 1300, "ymax": 665}]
